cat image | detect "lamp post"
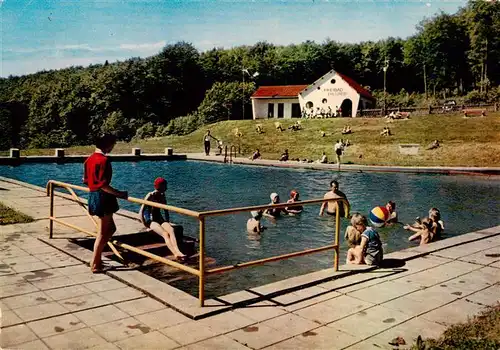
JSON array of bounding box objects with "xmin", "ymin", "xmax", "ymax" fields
[
  {"xmin": 242, "ymin": 68, "xmax": 259, "ymax": 120},
  {"xmin": 383, "ymin": 59, "xmax": 389, "ymax": 115}
]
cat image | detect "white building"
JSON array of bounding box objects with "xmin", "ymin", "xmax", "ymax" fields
[{"xmin": 251, "ymin": 70, "xmax": 375, "ymax": 119}]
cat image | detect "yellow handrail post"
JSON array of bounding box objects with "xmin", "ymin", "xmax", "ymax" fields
[
  {"xmin": 49, "ymin": 183, "xmax": 54, "ymax": 239},
  {"xmin": 334, "ymin": 203, "xmax": 340, "ymax": 271},
  {"xmin": 199, "ymin": 217, "xmax": 206, "ymax": 307}
]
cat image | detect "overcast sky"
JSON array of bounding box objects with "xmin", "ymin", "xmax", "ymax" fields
[{"xmin": 1, "ymin": 0, "xmax": 467, "ymax": 77}]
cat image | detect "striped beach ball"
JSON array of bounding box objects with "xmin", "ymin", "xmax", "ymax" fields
[{"xmin": 369, "ymin": 206, "xmax": 389, "ymax": 227}]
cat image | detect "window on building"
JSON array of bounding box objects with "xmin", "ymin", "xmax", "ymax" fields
[
  {"xmin": 331, "ymin": 79, "xmax": 336, "ymax": 84},
  {"xmin": 306, "ymin": 101, "xmax": 313, "ymax": 109},
  {"xmin": 322, "ymin": 98, "xmax": 327, "ymax": 104},
  {"xmin": 268, "ymin": 103, "xmax": 274, "ymax": 118},
  {"xmin": 277, "ymin": 103, "xmax": 284, "ymax": 118}
]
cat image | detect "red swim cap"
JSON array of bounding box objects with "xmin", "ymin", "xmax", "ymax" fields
[
  {"xmin": 154, "ymin": 177, "xmax": 167, "ymax": 190},
  {"xmin": 290, "ymin": 190, "xmax": 298, "ymax": 198}
]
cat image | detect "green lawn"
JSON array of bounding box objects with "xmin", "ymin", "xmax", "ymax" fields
[
  {"xmin": 413, "ymin": 305, "xmax": 500, "ymax": 349},
  {"xmin": 4, "ymin": 112, "xmax": 500, "ymax": 167},
  {"xmin": 0, "ymin": 202, "xmax": 34, "ymax": 225}
]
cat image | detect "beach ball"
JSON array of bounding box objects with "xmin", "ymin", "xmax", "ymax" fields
[{"xmin": 369, "ymin": 206, "xmax": 389, "ymax": 227}]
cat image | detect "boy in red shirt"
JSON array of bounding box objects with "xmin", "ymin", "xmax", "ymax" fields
[{"xmin": 83, "ymin": 134, "xmax": 128, "ymax": 273}]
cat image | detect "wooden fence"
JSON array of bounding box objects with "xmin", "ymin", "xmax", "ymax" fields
[{"xmin": 357, "ymin": 103, "xmax": 498, "ymax": 118}]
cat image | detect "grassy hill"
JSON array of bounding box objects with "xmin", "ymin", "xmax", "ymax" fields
[{"xmin": 13, "ymin": 112, "xmax": 500, "ymax": 167}]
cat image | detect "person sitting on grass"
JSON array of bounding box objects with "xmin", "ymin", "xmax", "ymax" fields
[
  {"xmin": 380, "ymin": 127, "xmax": 392, "ymax": 136},
  {"xmin": 318, "ymin": 152, "xmax": 328, "ymax": 164},
  {"xmin": 285, "ymin": 190, "xmax": 303, "ymax": 215},
  {"xmin": 275, "ymin": 122, "xmax": 284, "ymax": 132},
  {"xmin": 341, "ymin": 125, "xmax": 352, "ymax": 135},
  {"xmin": 427, "ymin": 140, "xmax": 440, "ymax": 150},
  {"xmin": 250, "ymin": 149, "xmax": 261, "ymax": 160},
  {"xmin": 279, "ymin": 149, "xmax": 289, "ymax": 161},
  {"xmin": 139, "ymin": 177, "xmax": 187, "ymax": 262},
  {"xmin": 256, "ymin": 124, "xmax": 264, "ymax": 134},
  {"xmin": 348, "ymin": 213, "xmax": 383, "ymax": 266},
  {"xmin": 247, "ymin": 210, "xmax": 266, "ymax": 234}
]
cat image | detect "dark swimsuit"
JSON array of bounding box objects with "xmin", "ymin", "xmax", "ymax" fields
[{"xmin": 142, "ymin": 191, "xmax": 169, "ymax": 228}]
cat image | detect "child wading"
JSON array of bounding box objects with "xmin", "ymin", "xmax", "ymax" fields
[
  {"xmin": 139, "ymin": 177, "xmax": 187, "ymax": 261},
  {"xmin": 83, "ymin": 134, "xmax": 128, "ymax": 273}
]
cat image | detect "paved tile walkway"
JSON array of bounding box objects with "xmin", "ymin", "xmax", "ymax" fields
[{"xmin": 1, "ymin": 177, "xmax": 499, "ymax": 349}]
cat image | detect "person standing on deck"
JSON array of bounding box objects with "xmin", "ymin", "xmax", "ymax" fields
[{"xmin": 83, "ymin": 134, "xmax": 128, "ymax": 274}]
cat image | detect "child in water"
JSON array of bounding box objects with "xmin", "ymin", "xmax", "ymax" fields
[
  {"xmin": 139, "ymin": 177, "xmax": 187, "ymax": 261},
  {"xmin": 247, "ymin": 210, "xmax": 266, "ymax": 234},
  {"xmin": 285, "ymin": 190, "xmax": 303, "ymax": 215},
  {"xmin": 408, "ymin": 217, "xmax": 434, "ymax": 245}
]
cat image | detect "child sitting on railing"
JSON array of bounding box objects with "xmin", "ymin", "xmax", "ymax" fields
[{"xmin": 139, "ymin": 177, "xmax": 187, "ymax": 262}]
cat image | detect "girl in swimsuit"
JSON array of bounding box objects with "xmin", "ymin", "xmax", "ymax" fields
[{"xmin": 139, "ymin": 177, "xmax": 186, "ymax": 261}]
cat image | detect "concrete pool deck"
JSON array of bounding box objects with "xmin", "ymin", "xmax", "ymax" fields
[
  {"xmin": 186, "ymin": 152, "xmax": 500, "ymax": 176},
  {"xmin": 1, "ymin": 176, "xmax": 500, "ymax": 349}
]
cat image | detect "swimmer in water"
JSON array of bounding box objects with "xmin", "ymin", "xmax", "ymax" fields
[
  {"xmin": 264, "ymin": 193, "xmax": 286, "ymax": 218},
  {"xmin": 247, "ymin": 210, "xmax": 266, "ymax": 234},
  {"xmin": 285, "ymin": 190, "xmax": 303, "ymax": 215}
]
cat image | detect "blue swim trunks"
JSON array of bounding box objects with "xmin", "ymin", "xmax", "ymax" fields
[{"xmin": 88, "ymin": 191, "xmax": 119, "ymax": 217}]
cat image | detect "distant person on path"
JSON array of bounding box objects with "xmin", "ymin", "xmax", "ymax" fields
[
  {"xmin": 139, "ymin": 177, "xmax": 186, "ymax": 261},
  {"xmin": 334, "ymin": 140, "xmax": 344, "ymax": 169},
  {"xmin": 285, "ymin": 190, "xmax": 303, "ymax": 215},
  {"xmin": 203, "ymin": 130, "xmax": 216, "ymax": 156},
  {"xmin": 319, "ymin": 180, "xmax": 349, "ymax": 217},
  {"xmin": 83, "ymin": 134, "xmax": 128, "ymax": 273},
  {"xmin": 350, "ymin": 213, "xmax": 383, "ymax": 266},
  {"xmin": 247, "ymin": 210, "xmax": 266, "ymax": 234}
]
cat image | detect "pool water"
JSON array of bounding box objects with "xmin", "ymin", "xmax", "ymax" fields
[{"xmin": 1, "ymin": 160, "xmax": 499, "ymax": 297}]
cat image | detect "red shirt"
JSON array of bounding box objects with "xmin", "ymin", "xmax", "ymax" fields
[{"xmin": 83, "ymin": 152, "xmax": 112, "ymax": 191}]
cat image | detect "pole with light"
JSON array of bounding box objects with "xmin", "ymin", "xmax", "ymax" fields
[
  {"xmin": 383, "ymin": 59, "xmax": 389, "ymax": 115},
  {"xmin": 242, "ymin": 68, "xmax": 259, "ymax": 120}
]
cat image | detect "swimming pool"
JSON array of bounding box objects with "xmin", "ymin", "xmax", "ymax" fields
[{"xmin": 1, "ymin": 160, "xmax": 499, "ymax": 297}]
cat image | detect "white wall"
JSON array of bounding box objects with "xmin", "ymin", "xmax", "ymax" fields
[
  {"xmin": 298, "ymin": 71, "xmax": 361, "ymax": 118},
  {"xmin": 251, "ymin": 98, "xmax": 300, "ymax": 119}
]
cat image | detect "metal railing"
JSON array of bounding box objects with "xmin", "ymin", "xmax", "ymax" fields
[{"xmin": 47, "ymin": 180, "xmax": 349, "ymax": 306}]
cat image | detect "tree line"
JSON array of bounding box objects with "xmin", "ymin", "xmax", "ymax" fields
[{"xmin": 0, "ymin": 0, "xmax": 499, "ymax": 150}]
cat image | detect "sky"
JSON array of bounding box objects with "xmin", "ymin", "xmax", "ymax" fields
[{"xmin": 1, "ymin": 0, "xmax": 468, "ymax": 77}]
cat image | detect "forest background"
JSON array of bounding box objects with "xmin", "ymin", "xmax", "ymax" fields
[{"xmin": 0, "ymin": 0, "xmax": 499, "ymax": 150}]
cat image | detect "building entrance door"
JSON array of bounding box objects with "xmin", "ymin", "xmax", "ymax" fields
[
  {"xmin": 291, "ymin": 103, "xmax": 301, "ymax": 118},
  {"xmin": 277, "ymin": 103, "xmax": 284, "ymax": 118}
]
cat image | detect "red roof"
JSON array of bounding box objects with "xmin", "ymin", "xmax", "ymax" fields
[
  {"xmin": 251, "ymin": 85, "xmax": 308, "ymax": 98},
  {"xmin": 336, "ymin": 72, "xmax": 374, "ymax": 100}
]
